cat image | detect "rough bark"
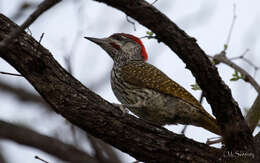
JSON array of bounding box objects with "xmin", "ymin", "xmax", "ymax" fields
[
  {"xmin": 92, "ymin": 0, "xmax": 254, "ymax": 153},
  {"xmin": 254, "ymin": 133, "xmax": 260, "ymax": 162},
  {"xmin": 0, "ymin": 13, "xmax": 222, "ymax": 163}
]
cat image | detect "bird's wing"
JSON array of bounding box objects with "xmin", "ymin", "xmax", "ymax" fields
[{"xmin": 121, "ymin": 62, "xmax": 202, "ymax": 108}]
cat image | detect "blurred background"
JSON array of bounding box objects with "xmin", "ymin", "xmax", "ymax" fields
[{"xmin": 0, "ymin": 0, "xmax": 259, "ymax": 162}]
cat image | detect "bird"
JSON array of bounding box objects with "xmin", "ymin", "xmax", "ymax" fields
[{"xmin": 84, "ymin": 33, "xmax": 221, "ymax": 135}]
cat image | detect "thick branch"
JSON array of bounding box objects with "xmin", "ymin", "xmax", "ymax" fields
[
  {"xmin": 246, "ymin": 95, "xmax": 260, "ymax": 131},
  {"xmin": 92, "ymin": 0, "xmax": 254, "ymax": 152},
  {"xmin": 212, "ymin": 52, "xmax": 260, "ymax": 132},
  {"xmin": 0, "ymin": 13, "xmax": 222, "ymax": 162},
  {"xmin": 254, "ymin": 132, "xmax": 260, "ymax": 162},
  {"xmin": 0, "ymin": 119, "xmax": 97, "ymax": 163}
]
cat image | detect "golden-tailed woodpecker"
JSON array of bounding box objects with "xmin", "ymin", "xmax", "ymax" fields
[{"xmin": 85, "ymin": 33, "xmax": 221, "ymax": 135}]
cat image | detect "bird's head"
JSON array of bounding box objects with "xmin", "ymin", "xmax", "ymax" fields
[{"xmin": 85, "ymin": 33, "xmax": 148, "ymax": 65}]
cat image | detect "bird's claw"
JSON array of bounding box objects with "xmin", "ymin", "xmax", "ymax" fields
[{"xmin": 112, "ymin": 103, "xmax": 129, "ymax": 116}]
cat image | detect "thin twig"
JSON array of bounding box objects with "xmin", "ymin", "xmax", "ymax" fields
[
  {"xmin": 243, "ymin": 58, "xmax": 260, "ymax": 70},
  {"xmin": 229, "ymin": 48, "xmax": 250, "ymax": 60},
  {"xmin": 36, "ymin": 33, "xmax": 45, "ymax": 54},
  {"xmin": 151, "ymin": 0, "xmax": 158, "ymax": 5},
  {"xmin": 224, "ymin": 4, "xmax": 237, "ymax": 51},
  {"xmin": 39, "ymin": 33, "xmax": 45, "ymax": 43},
  {"xmin": 0, "ymin": 71, "xmax": 23, "ymax": 77},
  {"xmin": 229, "ymin": 49, "xmax": 259, "ymax": 75},
  {"xmin": 199, "ymin": 91, "xmax": 204, "ymax": 104},
  {"xmin": 181, "ymin": 125, "xmax": 187, "ymax": 134},
  {"xmin": 35, "ymin": 156, "xmax": 49, "ymax": 163},
  {"xmin": 126, "ymin": 15, "xmax": 136, "ymax": 31},
  {"xmin": 0, "ymin": 0, "xmax": 61, "ymax": 48}
]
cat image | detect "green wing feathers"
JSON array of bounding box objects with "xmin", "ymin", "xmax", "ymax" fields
[
  {"xmin": 121, "ymin": 62, "xmax": 202, "ymax": 109},
  {"xmin": 121, "ymin": 62, "xmax": 221, "ymax": 135}
]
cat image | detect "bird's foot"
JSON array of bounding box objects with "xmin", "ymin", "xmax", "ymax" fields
[
  {"xmin": 112, "ymin": 101, "xmax": 145, "ymax": 116},
  {"xmin": 112, "ymin": 103, "xmax": 129, "ymax": 116}
]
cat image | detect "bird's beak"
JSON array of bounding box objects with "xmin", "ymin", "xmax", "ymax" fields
[{"xmin": 84, "ymin": 37, "xmax": 107, "ymax": 45}]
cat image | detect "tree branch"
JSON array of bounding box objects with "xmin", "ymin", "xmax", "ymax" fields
[
  {"xmin": 0, "ymin": 71, "xmax": 22, "ymax": 76},
  {"xmin": 211, "ymin": 52, "xmax": 260, "ymax": 132},
  {"xmin": 0, "ymin": 119, "xmax": 98, "ymax": 163},
  {"xmin": 246, "ymin": 95, "xmax": 260, "ymax": 131},
  {"xmin": 0, "ymin": 13, "xmax": 222, "ymax": 162},
  {"xmin": 212, "ymin": 52, "xmax": 260, "ymax": 94},
  {"xmin": 91, "ymin": 0, "xmax": 253, "ymax": 153},
  {"xmin": 0, "ymin": 0, "xmax": 61, "ymax": 48},
  {"xmin": 254, "ymin": 132, "xmax": 260, "ymax": 162}
]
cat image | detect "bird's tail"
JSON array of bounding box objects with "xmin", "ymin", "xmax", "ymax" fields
[{"xmin": 196, "ymin": 110, "xmax": 222, "ymax": 136}]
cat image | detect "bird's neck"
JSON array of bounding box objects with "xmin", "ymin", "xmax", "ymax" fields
[
  {"xmin": 112, "ymin": 51, "xmax": 143, "ymax": 67},
  {"xmin": 113, "ymin": 59, "xmax": 144, "ymax": 68},
  {"xmin": 113, "ymin": 55, "xmax": 129, "ymax": 67}
]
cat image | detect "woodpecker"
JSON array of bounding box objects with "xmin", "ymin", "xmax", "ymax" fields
[{"xmin": 85, "ymin": 33, "xmax": 221, "ymax": 135}]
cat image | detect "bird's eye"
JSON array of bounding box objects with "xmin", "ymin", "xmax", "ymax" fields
[{"xmin": 110, "ymin": 42, "xmax": 120, "ymax": 50}]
